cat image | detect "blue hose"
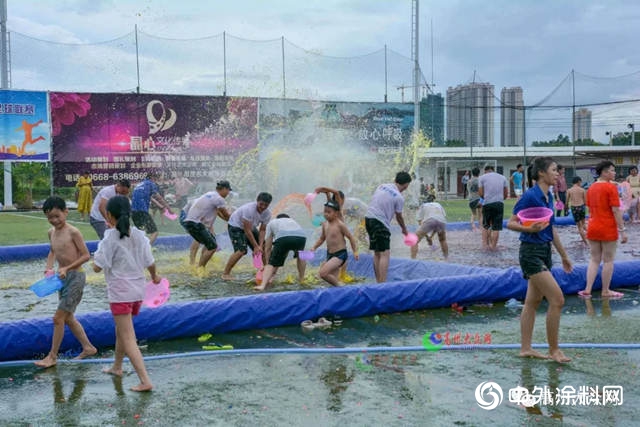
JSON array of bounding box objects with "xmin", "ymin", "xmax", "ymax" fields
[{"xmin": 2, "ymin": 342, "xmax": 639, "ymax": 368}]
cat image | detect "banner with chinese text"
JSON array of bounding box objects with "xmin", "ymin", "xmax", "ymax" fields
[
  {"xmin": 51, "ymin": 92, "xmax": 257, "ymax": 187},
  {"xmin": 0, "ymin": 90, "xmax": 50, "ymax": 161}
]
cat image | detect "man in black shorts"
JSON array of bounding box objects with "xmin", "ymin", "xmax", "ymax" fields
[{"xmin": 254, "ymin": 213, "xmax": 307, "ymax": 291}]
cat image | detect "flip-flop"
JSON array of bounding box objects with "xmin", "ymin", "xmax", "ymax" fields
[
  {"xmin": 577, "ymin": 290, "xmax": 592, "ymax": 298},
  {"xmin": 314, "ymin": 317, "xmax": 333, "ymax": 329},
  {"xmin": 602, "ymin": 291, "xmax": 624, "ymax": 299},
  {"xmin": 301, "ymin": 320, "xmax": 315, "ymax": 331}
]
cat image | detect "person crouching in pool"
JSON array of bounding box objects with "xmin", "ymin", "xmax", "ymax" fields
[
  {"xmin": 311, "ymin": 200, "xmax": 359, "ymax": 286},
  {"xmin": 222, "ymin": 192, "xmax": 273, "ymax": 280},
  {"xmin": 253, "ymin": 213, "xmax": 307, "ymax": 291},
  {"xmin": 506, "ymin": 156, "xmax": 573, "ymax": 363}
]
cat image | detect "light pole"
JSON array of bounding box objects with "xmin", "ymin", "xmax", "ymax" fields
[
  {"xmin": 605, "ymin": 131, "xmax": 612, "ymax": 146},
  {"xmin": 628, "ymin": 124, "xmax": 635, "ymax": 146}
]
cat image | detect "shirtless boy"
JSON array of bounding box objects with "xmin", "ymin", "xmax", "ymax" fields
[
  {"xmin": 311, "ymin": 200, "xmax": 359, "ymax": 286},
  {"xmin": 566, "ymin": 176, "xmax": 587, "ymax": 244},
  {"xmin": 35, "ymin": 196, "xmax": 96, "ymax": 368}
]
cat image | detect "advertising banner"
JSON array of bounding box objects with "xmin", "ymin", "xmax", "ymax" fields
[
  {"xmin": 0, "ymin": 90, "xmax": 50, "ymax": 161},
  {"xmin": 259, "ymin": 98, "xmax": 414, "ymax": 151},
  {"xmin": 51, "ymin": 92, "xmax": 257, "ymax": 187}
]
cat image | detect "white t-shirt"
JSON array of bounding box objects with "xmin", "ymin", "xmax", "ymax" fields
[
  {"xmin": 265, "ymin": 217, "xmax": 306, "ymax": 241},
  {"xmin": 89, "ymin": 185, "xmax": 116, "ymax": 222},
  {"xmin": 365, "ymin": 183, "xmax": 405, "ymax": 230},
  {"xmin": 416, "ymin": 202, "xmax": 446, "ymax": 223},
  {"xmin": 478, "ymin": 172, "xmax": 508, "ymax": 204},
  {"xmin": 93, "ymin": 227, "xmax": 155, "ymax": 303},
  {"xmin": 185, "ymin": 191, "xmax": 226, "ymax": 225},
  {"xmin": 228, "ymin": 201, "xmax": 272, "ymax": 229}
]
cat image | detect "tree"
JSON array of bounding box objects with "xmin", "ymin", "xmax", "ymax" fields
[{"xmin": 12, "ymin": 162, "xmax": 50, "ymax": 208}]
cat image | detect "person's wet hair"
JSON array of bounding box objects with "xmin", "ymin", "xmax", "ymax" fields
[
  {"xmin": 395, "ymin": 171, "xmax": 412, "ymax": 185},
  {"xmin": 106, "ymin": 195, "xmax": 132, "ymax": 239},
  {"xmin": 530, "ymin": 157, "xmax": 556, "ymax": 182},
  {"xmin": 276, "ymin": 213, "xmax": 290, "ymax": 219},
  {"xmin": 595, "ymin": 160, "xmax": 615, "ymax": 176},
  {"xmin": 42, "ymin": 196, "xmax": 66, "ymax": 214},
  {"xmin": 257, "ymin": 192, "xmax": 273, "ymax": 204}
]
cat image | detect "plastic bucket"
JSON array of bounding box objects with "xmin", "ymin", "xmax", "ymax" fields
[{"xmin": 517, "ymin": 207, "xmax": 553, "ymax": 226}]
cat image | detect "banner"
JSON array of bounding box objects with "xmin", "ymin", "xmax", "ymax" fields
[
  {"xmin": 0, "ymin": 90, "xmax": 50, "ymax": 161},
  {"xmin": 51, "ymin": 93, "xmax": 257, "ymax": 187},
  {"xmin": 259, "ymin": 98, "xmax": 414, "ymax": 151}
]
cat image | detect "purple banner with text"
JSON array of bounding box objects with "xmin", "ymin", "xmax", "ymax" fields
[{"xmin": 51, "ymin": 92, "xmax": 257, "ymax": 187}]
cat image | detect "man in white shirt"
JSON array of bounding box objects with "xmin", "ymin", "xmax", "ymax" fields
[
  {"xmin": 222, "ymin": 192, "xmax": 273, "ymax": 280},
  {"xmin": 364, "ymin": 171, "xmax": 411, "ymax": 282},
  {"xmin": 254, "ymin": 213, "xmax": 307, "ymax": 291},
  {"xmin": 182, "ymin": 180, "xmax": 232, "ymax": 269},
  {"xmin": 89, "ymin": 179, "xmax": 131, "ymax": 239},
  {"xmin": 478, "ymin": 165, "xmax": 509, "ymax": 250},
  {"xmin": 410, "ymin": 201, "xmax": 448, "ymax": 259}
]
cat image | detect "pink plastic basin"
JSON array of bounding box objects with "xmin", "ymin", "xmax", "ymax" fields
[{"xmin": 517, "ymin": 207, "xmax": 553, "ymax": 226}]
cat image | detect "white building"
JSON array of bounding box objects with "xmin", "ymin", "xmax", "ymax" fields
[
  {"xmin": 446, "ymin": 82, "xmax": 494, "ymax": 148},
  {"xmin": 500, "ymin": 87, "xmax": 524, "ymax": 147},
  {"xmin": 416, "ymin": 144, "xmax": 640, "ymax": 198},
  {"xmin": 573, "ymin": 108, "xmax": 592, "ymax": 141}
]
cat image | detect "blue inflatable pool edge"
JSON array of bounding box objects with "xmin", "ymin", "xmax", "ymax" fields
[{"xmin": 1, "ymin": 218, "xmax": 639, "ymax": 362}]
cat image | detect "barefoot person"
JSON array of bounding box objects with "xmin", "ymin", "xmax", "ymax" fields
[
  {"xmin": 311, "ymin": 200, "xmax": 359, "ymax": 286},
  {"xmin": 254, "ymin": 213, "xmax": 307, "ymax": 291},
  {"xmin": 222, "ymin": 192, "xmax": 273, "ymax": 280},
  {"xmin": 579, "ymin": 160, "xmax": 628, "ymax": 298},
  {"xmin": 410, "ymin": 200, "xmax": 448, "ymax": 259},
  {"xmin": 35, "ymin": 196, "xmax": 97, "ymax": 368},
  {"xmin": 93, "ymin": 196, "xmax": 160, "ymax": 392},
  {"xmin": 365, "ymin": 171, "xmax": 411, "ymax": 282},
  {"xmin": 506, "ymin": 157, "xmax": 573, "ymax": 363},
  {"xmin": 182, "ymin": 180, "xmax": 233, "ymax": 269},
  {"xmin": 566, "ymin": 176, "xmax": 587, "ymax": 244}
]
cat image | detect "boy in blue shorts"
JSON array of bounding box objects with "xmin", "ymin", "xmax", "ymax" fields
[{"xmin": 311, "ymin": 200, "xmax": 359, "ymax": 286}]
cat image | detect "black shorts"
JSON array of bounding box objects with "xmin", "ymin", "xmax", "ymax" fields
[
  {"xmin": 519, "ymin": 241, "xmax": 552, "ymax": 279},
  {"xmin": 132, "ymin": 211, "xmax": 158, "ymax": 234},
  {"xmin": 269, "ymin": 236, "xmax": 306, "ymax": 267},
  {"xmin": 571, "ymin": 206, "xmax": 586, "ymax": 222},
  {"xmin": 482, "ymin": 202, "xmax": 504, "ymax": 231},
  {"xmin": 365, "ymin": 217, "xmax": 390, "ymax": 252},
  {"xmin": 228, "ymin": 225, "xmax": 260, "ymax": 254},
  {"xmin": 469, "ymin": 199, "xmax": 481, "ymax": 211},
  {"xmin": 184, "ymin": 221, "xmax": 218, "ymax": 251},
  {"xmin": 326, "ymin": 248, "xmax": 349, "ymax": 266}
]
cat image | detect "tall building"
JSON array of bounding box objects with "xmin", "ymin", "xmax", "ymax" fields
[
  {"xmin": 420, "ymin": 93, "xmax": 444, "ymax": 146},
  {"xmin": 500, "ymin": 87, "xmax": 524, "ymax": 147},
  {"xmin": 446, "ymin": 82, "xmax": 494, "ymax": 147},
  {"xmin": 573, "ymin": 108, "xmax": 592, "ymax": 141}
]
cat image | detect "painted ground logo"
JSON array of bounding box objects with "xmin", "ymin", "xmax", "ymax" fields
[
  {"xmin": 475, "ymin": 381, "xmax": 504, "ymax": 410},
  {"xmin": 422, "ymin": 331, "xmax": 444, "ymax": 351}
]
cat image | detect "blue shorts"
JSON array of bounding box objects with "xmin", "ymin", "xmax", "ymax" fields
[{"xmin": 326, "ymin": 248, "xmax": 348, "ymax": 266}]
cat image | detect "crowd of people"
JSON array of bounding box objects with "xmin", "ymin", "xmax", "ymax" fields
[{"xmin": 34, "ymin": 156, "xmax": 632, "ymax": 391}]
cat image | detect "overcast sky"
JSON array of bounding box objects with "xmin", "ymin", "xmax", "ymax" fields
[{"xmin": 7, "ymin": 0, "xmax": 640, "ymax": 143}]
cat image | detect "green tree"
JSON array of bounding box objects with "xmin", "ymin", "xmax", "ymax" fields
[{"xmin": 12, "ymin": 162, "xmax": 50, "ymax": 208}]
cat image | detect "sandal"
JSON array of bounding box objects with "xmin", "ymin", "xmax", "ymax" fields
[{"xmin": 577, "ymin": 290, "xmax": 592, "ymax": 298}]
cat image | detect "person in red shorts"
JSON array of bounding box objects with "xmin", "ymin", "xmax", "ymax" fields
[
  {"xmin": 579, "ymin": 160, "xmax": 628, "ymax": 298},
  {"xmin": 93, "ymin": 196, "xmax": 161, "ymax": 392}
]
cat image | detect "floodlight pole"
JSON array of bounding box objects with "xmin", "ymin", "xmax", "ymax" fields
[{"xmin": 1, "ymin": 0, "xmax": 12, "ymax": 210}]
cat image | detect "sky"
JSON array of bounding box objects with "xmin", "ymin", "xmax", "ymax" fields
[{"xmin": 6, "ymin": 0, "xmax": 640, "ymax": 144}]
